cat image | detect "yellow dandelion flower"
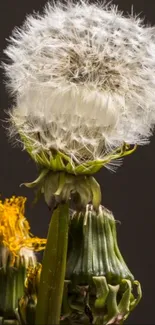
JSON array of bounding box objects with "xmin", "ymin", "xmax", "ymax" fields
[{"xmin": 0, "ymin": 196, "xmax": 46, "ymax": 257}]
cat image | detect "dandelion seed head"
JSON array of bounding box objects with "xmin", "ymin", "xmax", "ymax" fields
[{"xmin": 3, "ymin": 1, "xmax": 155, "ymax": 167}]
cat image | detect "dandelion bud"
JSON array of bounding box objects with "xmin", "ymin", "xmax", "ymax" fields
[{"xmin": 61, "ymin": 205, "xmax": 141, "ymax": 324}]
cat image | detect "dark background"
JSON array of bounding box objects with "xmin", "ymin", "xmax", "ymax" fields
[{"xmin": 0, "ymin": 0, "xmax": 155, "ymax": 324}]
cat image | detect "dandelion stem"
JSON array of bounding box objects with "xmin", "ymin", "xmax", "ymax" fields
[{"xmin": 35, "ymin": 203, "xmax": 69, "ymax": 325}]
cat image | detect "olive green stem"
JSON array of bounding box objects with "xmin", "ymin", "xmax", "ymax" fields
[{"xmin": 35, "ymin": 203, "xmax": 69, "ymax": 325}]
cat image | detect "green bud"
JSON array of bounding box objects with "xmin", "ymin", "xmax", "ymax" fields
[{"xmin": 61, "ymin": 206, "xmax": 142, "ymax": 324}]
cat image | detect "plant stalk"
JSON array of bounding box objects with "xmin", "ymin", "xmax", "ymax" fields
[{"xmin": 35, "ymin": 203, "xmax": 69, "ymax": 325}]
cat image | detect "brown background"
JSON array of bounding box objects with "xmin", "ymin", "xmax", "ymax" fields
[{"xmin": 0, "ymin": 0, "xmax": 155, "ymax": 324}]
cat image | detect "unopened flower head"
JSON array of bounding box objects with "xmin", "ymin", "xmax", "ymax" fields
[
  {"xmin": 3, "ymin": 1, "xmax": 155, "ymax": 171},
  {"xmin": 0, "ymin": 196, "xmax": 46, "ymax": 265}
]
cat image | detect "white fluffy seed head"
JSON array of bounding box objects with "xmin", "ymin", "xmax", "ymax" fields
[{"xmin": 3, "ymin": 1, "xmax": 155, "ymax": 167}]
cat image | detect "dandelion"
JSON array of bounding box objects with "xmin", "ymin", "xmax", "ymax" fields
[
  {"xmin": 62, "ymin": 205, "xmax": 142, "ymax": 324},
  {"xmin": 4, "ymin": 1, "xmax": 155, "ymax": 172},
  {"xmin": 0, "ymin": 196, "xmax": 46, "ymax": 324},
  {"xmin": 2, "ymin": 2, "xmax": 149, "ymax": 323},
  {"xmin": 0, "ymin": 195, "xmax": 46, "ymax": 264}
]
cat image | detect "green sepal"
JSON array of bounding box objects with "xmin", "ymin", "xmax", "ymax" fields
[
  {"xmin": 88, "ymin": 177, "xmax": 102, "ymax": 210},
  {"xmin": 21, "ymin": 133, "xmax": 137, "ymax": 175},
  {"xmin": 23, "ymin": 170, "xmax": 102, "ymax": 210},
  {"xmin": 21, "ymin": 169, "xmax": 49, "ymax": 188},
  {"xmin": 93, "ymin": 277, "xmax": 109, "ymax": 309}
]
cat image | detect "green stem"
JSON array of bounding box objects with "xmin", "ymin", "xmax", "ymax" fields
[{"xmin": 35, "ymin": 203, "xmax": 69, "ymax": 325}]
